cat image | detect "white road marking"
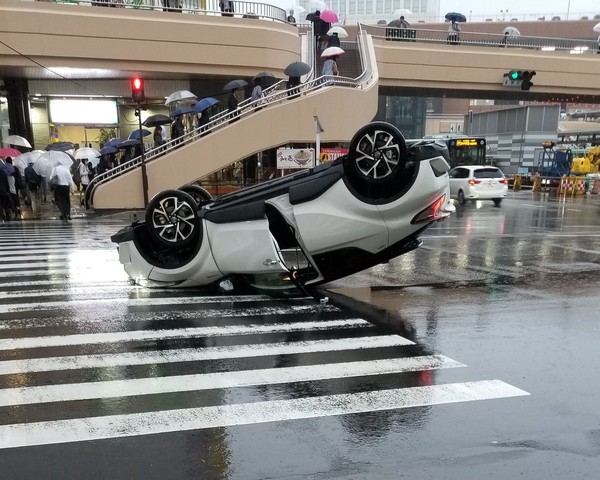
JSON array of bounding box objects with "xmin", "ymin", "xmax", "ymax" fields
[
  {"xmin": 0, "ymin": 380, "xmax": 529, "ymax": 450},
  {"xmin": 0, "ymin": 294, "xmax": 288, "ymax": 313},
  {"xmin": 0, "ymin": 356, "xmax": 464, "ymax": 407},
  {"xmin": 0, "ymin": 319, "xmax": 373, "ymax": 350},
  {"xmin": 0, "ymin": 335, "xmax": 415, "ymax": 375}
]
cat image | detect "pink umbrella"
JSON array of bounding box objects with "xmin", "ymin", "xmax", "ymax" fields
[
  {"xmin": 320, "ymin": 10, "xmax": 338, "ymax": 23},
  {"xmin": 0, "ymin": 147, "xmax": 22, "ymax": 158}
]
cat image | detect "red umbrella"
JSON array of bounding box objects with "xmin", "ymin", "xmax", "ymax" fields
[
  {"xmin": 0, "ymin": 147, "xmax": 22, "ymax": 158},
  {"xmin": 320, "ymin": 10, "xmax": 338, "ymax": 23}
]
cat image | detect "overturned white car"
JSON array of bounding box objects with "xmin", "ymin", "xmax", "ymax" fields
[{"xmin": 111, "ymin": 122, "xmax": 455, "ymax": 294}]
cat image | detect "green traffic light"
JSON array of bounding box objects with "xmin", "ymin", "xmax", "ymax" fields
[{"xmin": 510, "ymin": 71, "xmax": 520, "ymax": 80}]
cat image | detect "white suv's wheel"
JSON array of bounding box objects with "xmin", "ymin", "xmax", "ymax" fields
[
  {"xmin": 145, "ymin": 190, "xmax": 199, "ymax": 246},
  {"xmin": 343, "ymin": 122, "xmax": 408, "ymax": 200}
]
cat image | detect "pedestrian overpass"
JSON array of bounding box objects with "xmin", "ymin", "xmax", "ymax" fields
[{"xmin": 1, "ymin": 1, "xmax": 599, "ymax": 209}]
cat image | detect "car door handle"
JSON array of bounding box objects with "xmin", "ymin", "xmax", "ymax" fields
[{"xmin": 263, "ymin": 259, "xmax": 279, "ymax": 266}]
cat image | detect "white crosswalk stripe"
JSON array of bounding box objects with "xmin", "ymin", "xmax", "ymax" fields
[{"xmin": 0, "ymin": 222, "xmax": 529, "ymax": 450}]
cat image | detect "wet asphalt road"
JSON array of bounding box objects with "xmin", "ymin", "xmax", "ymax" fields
[{"xmin": 0, "ymin": 191, "xmax": 599, "ymax": 479}]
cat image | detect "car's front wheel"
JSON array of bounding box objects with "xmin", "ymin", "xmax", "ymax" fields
[
  {"xmin": 343, "ymin": 122, "xmax": 408, "ymax": 200},
  {"xmin": 457, "ymin": 190, "xmax": 466, "ymax": 205},
  {"xmin": 145, "ymin": 190, "xmax": 199, "ymax": 247}
]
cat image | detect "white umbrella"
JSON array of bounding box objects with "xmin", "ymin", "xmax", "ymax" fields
[
  {"xmin": 2, "ymin": 134, "xmax": 32, "ymax": 149},
  {"xmin": 392, "ymin": 8, "xmax": 412, "ymax": 16},
  {"xmin": 321, "ymin": 46, "xmax": 345, "ymax": 58},
  {"xmin": 74, "ymin": 147, "xmax": 101, "ymax": 160},
  {"xmin": 292, "ymin": 5, "xmax": 306, "ymax": 16},
  {"xmin": 308, "ymin": 0, "xmax": 327, "ymax": 10},
  {"xmin": 327, "ymin": 26, "xmax": 348, "ymax": 38},
  {"xmin": 593, "ymin": 22, "xmax": 600, "ymax": 33},
  {"xmin": 33, "ymin": 150, "xmax": 73, "ymax": 179},
  {"xmin": 14, "ymin": 150, "xmax": 44, "ymax": 175},
  {"xmin": 165, "ymin": 90, "xmax": 197, "ymax": 106},
  {"xmin": 502, "ymin": 26, "xmax": 520, "ymax": 36}
]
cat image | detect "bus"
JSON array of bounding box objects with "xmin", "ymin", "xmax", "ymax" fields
[{"xmin": 423, "ymin": 134, "xmax": 487, "ymax": 167}]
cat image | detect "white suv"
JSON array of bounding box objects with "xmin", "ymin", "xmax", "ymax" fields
[{"xmin": 448, "ymin": 165, "xmax": 508, "ymax": 206}]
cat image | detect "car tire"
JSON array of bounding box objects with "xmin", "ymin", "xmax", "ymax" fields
[
  {"xmin": 457, "ymin": 190, "xmax": 466, "ymax": 205},
  {"xmin": 343, "ymin": 122, "xmax": 408, "ymax": 199},
  {"xmin": 493, "ymin": 198, "xmax": 502, "ymax": 206},
  {"xmin": 179, "ymin": 185, "xmax": 213, "ymax": 206},
  {"xmin": 145, "ymin": 189, "xmax": 199, "ymax": 247}
]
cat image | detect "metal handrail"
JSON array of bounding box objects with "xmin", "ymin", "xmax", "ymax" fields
[
  {"xmin": 46, "ymin": 0, "xmax": 288, "ymax": 24},
  {"xmin": 361, "ymin": 24, "xmax": 600, "ymax": 55},
  {"xmin": 87, "ymin": 30, "xmax": 376, "ymax": 206}
]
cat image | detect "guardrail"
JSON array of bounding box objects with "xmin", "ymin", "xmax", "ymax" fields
[
  {"xmin": 361, "ymin": 24, "xmax": 600, "ymax": 55},
  {"xmin": 87, "ymin": 29, "xmax": 376, "ymax": 206},
  {"xmin": 46, "ymin": 0, "xmax": 288, "ymax": 23}
]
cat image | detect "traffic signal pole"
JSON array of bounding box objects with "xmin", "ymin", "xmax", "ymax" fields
[
  {"xmin": 131, "ymin": 77, "xmax": 148, "ymax": 207},
  {"xmin": 136, "ymin": 102, "xmax": 149, "ymax": 207}
]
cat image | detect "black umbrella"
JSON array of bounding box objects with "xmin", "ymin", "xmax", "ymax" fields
[
  {"xmin": 143, "ymin": 114, "xmax": 172, "ymax": 127},
  {"xmin": 117, "ymin": 139, "xmax": 141, "ymax": 149},
  {"xmin": 253, "ymin": 71, "xmax": 278, "ymax": 87},
  {"xmin": 445, "ymin": 12, "xmax": 466, "ymax": 23},
  {"xmin": 284, "ymin": 61, "xmax": 311, "ymax": 77},
  {"xmin": 306, "ymin": 12, "xmax": 317, "ymax": 22},
  {"xmin": 223, "ymin": 79, "xmax": 248, "ymax": 91},
  {"xmin": 45, "ymin": 141, "xmax": 75, "ymax": 152}
]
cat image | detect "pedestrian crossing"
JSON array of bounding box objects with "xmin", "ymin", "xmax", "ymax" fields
[{"xmin": 0, "ymin": 221, "xmax": 529, "ymax": 450}]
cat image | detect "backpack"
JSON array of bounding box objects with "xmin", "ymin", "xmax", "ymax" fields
[{"xmin": 24, "ymin": 165, "xmax": 40, "ymax": 191}]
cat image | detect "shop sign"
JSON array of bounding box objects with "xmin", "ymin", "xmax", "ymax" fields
[{"xmin": 277, "ymin": 148, "xmax": 315, "ymax": 169}]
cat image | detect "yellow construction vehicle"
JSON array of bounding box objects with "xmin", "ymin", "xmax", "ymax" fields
[{"xmin": 570, "ymin": 146, "xmax": 600, "ymax": 175}]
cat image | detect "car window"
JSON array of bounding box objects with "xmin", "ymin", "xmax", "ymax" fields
[
  {"xmin": 449, "ymin": 168, "xmax": 468, "ymax": 179},
  {"xmin": 474, "ymin": 168, "xmax": 503, "ymax": 179}
]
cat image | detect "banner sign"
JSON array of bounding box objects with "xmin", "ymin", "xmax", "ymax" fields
[
  {"xmin": 277, "ymin": 148, "xmax": 315, "ymax": 169},
  {"xmin": 320, "ymin": 147, "xmax": 348, "ymax": 164}
]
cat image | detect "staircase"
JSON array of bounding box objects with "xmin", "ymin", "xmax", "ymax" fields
[{"xmin": 90, "ymin": 30, "xmax": 379, "ymax": 210}]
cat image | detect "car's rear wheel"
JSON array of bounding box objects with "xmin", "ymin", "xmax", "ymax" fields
[
  {"xmin": 179, "ymin": 185, "xmax": 213, "ymax": 206},
  {"xmin": 457, "ymin": 190, "xmax": 466, "ymax": 205},
  {"xmin": 493, "ymin": 198, "xmax": 503, "ymax": 206},
  {"xmin": 145, "ymin": 190, "xmax": 199, "ymax": 247},
  {"xmin": 343, "ymin": 122, "xmax": 408, "ymax": 200}
]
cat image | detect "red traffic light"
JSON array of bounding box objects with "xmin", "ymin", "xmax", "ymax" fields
[{"xmin": 131, "ymin": 77, "xmax": 145, "ymax": 103}]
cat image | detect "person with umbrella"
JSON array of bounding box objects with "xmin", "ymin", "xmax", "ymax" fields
[
  {"xmin": 327, "ymin": 32, "xmax": 341, "ymax": 48},
  {"xmin": 322, "ymin": 55, "xmax": 339, "ymax": 83},
  {"xmin": 153, "ymin": 125, "xmax": 167, "ymax": 151},
  {"xmin": 4, "ymin": 158, "xmax": 24, "ymax": 220},
  {"xmin": 171, "ymin": 114, "xmax": 185, "ymax": 146},
  {"xmin": 49, "ymin": 162, "xmax": 74, "ymax": 225},
  {"xmin": 0, "ymin": 162, "xmax": 11, "ymax": 222},
  {"xmin": 78, "ymin": 158, "xmax": 92, "ymax": 206},
  {"xmin": 228, "ymin": 88, "xmax": 240, "ymax": 123},
  {"xmin": 24, "ymin": 159, "xmax": 42, "ymax": 218},
  {"xmin": 219, "ymin": 0, "xmax": 234, "ymax": 17},
  {"xmin": 448, "ymin": 19, "xmax": 461, "ymax": 45},
  {"xmin": 250, "ymin": 78, "xmax": 265, "ymax": 110}
]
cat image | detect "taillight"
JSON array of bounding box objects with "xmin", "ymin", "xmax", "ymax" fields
[
  {"xmin": 468, "ymin": 179, "xmax": 481, "ymax": 185},
  {"xmin": 498, "ymin": 179, "xmax": 508, "ymax": 184},
  {"xmin": 411, "ymin": 195, "xmax": 450, "ymax": 224}
]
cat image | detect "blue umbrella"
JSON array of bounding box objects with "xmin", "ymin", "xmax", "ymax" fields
[
  {"xmin": 172, "ymin": 105, "xmax": 194, "ymax": 117},
  {"xmin": 105, "ymin": 138, "xmax": 122, "ymax": 148},
  {"xmin": 118, "ymin": 139, "xmax": 141, "ymax": 149},
  {"xmin": 445, "ymin": 12, "xmax": 466, "ymax": 22},
  {"xmin": 100, "ymin": 146, "xmax": 118, "ymax": 155},
  {"xmin": 193, "ymin": 97, "xmax": 220, "ymax": 114},
  {"xmin": 128, "ymin": 129, "xmax": 152, "ymax": 140}
]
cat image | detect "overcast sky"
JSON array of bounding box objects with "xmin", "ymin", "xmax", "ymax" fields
[{"xmin": 278, "ymin": 1, "xmax": 599, "ymax": 21}]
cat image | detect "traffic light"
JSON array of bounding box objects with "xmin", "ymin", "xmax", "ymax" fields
[
  {"xmin": 131, "ymin": 77, "xmax": 145, "ymax": 103},
  {"xmin": 521, "ymin": 71, "xmax": 536, "ymax": 91},
  {"xmin": 508, "ymin": 70, "xmax": 522, "ymax": 81}
]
